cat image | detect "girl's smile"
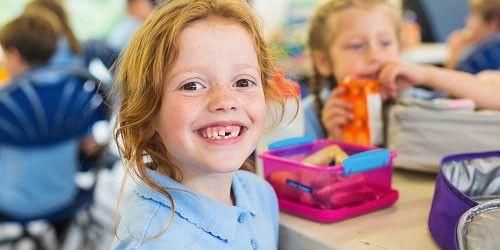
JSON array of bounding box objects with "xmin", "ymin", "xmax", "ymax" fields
[
  {"xmin": 197, "ymin": 122, "xmax": 246, "ymax": 144},
  {"xmin": 154, "ymin": 17, "xmax": 266, "ymax": 178}
]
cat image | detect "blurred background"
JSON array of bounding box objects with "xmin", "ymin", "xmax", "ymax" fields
[{"xmin": 0, "ymin": 0, "xmax": 482, "ymax": 249}]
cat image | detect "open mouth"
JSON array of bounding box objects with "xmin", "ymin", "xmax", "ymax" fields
[
  {"xmin": 359, "ymin": 70, "xmax": 380, "ymax": 80},
  {"xmin": 359, "ymin": 73, "xmax": 378, "ymax": 80},
  {"xmin": 198, "ymin": 125, "xmax": 246, "ymax": 140}
]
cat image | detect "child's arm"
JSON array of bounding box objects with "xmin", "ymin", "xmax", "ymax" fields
[
  {"xmin": 321, "ymin": 87, "xmax": 353, "ymax": 140},
  {"xmin": 379, "ymin": 62, "xmax": 500, "ymax": 109}
]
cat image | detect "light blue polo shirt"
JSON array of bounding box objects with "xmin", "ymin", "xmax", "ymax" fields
[
  {"xmin": 303, "ymin": 88, "xmax": 330, "ymax": 140},
  {"xmin": 112, "ymin": 169, "xmax": 279, "ymax": 250}
]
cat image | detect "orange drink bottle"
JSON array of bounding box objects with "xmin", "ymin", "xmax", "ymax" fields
[{"xmin": 339, "ymin": 79, "xmax": 382, "ymax": 146}]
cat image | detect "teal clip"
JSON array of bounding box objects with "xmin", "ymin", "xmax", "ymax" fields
[
  {"xmin": 342, "ymin": 149, "xmax": 390, "ymax": 175},
  {"xmin": 268, "ymin": 136, "xmax": 314, "ymax": 150}
]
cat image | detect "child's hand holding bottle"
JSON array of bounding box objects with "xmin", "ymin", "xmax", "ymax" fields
[{"xmin": 321, "ymin": 87, "xmax": 353, "ymax": 140}]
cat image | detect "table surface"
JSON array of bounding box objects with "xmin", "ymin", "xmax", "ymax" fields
[{"xmin": 278, "ymin": 169, "xmax": 440, "ymax": 250}]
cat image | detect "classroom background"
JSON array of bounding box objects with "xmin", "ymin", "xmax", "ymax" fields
[{"xmin": 1, "ymin": 0, "xmax": 499, "ymax": 249}]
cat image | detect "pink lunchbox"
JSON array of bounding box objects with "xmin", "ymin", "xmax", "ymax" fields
[{"xmin": 259, "ymin": 139, "xmax": 399, "ymax": 223}]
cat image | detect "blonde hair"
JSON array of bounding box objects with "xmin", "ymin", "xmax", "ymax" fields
[
  {"xmin": 307, "ymin": 0, "xmax": 402, "ymax": 136},
  {"xmin": 113, "ymin": 0, "xmax": 283, "ymax": 237},
  {"xmin": 469, "ymin": 0, "xmax": 500, "ymax": 24}
]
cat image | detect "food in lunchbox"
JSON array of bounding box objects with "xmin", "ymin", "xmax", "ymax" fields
[
  {"xmin": 304, "ymin": 175, "xmax": 376, "ymax": 209},
  {"xmin": 299, "ymin": 192, "xmax": 315, "ymax": 207},
  {"xmin": 329, "ymin": 186, "xmax": 376, "ymax": 208},
  {"xmin": 267, "ymin": 171, "xmax": 300, "ymax": 201},
  {"xmin": 302, "ymin": 145, "xmax": 348, "ymax": 166}
]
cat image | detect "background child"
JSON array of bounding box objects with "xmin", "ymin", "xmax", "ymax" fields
[
  {"xmin": 112, "ymin": 0, "xmax": 285, "ymax": 248},
  {"xmin": 303, "ymin": 0, "xmax": 402, "ymax": 140},
  {"xmin": 23, "ymin": 0, "xmax": 84, "ymax": 67},
  {"xmin": 0, "ymin": 11, "xmax": 74, "ymax": 241},
  {"xmin": 379, "ymin": 62, "xmax": 500, "ymax": 109},
  {"xmin": 0, "ymin": 11, "xmax": 58, "ymax": 78},
  {"xmin": 446, "ymin": 0, "xmax": 499, "ymax": 72}
]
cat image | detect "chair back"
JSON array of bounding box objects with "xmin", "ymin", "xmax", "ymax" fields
[{"xmin": 0, "ymin": 65, "xmax": 108, "ymax": 147}]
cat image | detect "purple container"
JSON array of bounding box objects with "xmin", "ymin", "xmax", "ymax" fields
[{"xmin": 428, "ymin": 151, "xmax": 500, "ymax": 249}]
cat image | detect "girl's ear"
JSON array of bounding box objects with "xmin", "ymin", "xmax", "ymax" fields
[{"xmin": 311, "ymin": 50, "xmax": 332, "ymax": 77}]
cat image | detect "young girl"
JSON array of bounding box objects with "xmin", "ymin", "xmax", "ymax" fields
[
  {"xmin": 303, "ymin": 0, "xmax": 402, "ymax": 140},
  {"xmin": 111, "ymin": 0, "xmax": 284, "ymax": 248}
]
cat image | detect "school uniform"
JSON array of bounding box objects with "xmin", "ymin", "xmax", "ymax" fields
[
  {"xmin": 303, "ymin": 88, "xmax": 330, "ymax": 140},
  {"xmin": 0, "ymin": 68, "xmax": 80, "ymax": 218},
  {"xmin": 456, "ymin": 32, "xmax": 500, "ymax": 74},
  {"xmin": 50, "ymin": 38, "xmax": 85, "ymax": 68},
  {"xmin": 112, "ymin": 169, "xmax": 279, "ymax": 250}
]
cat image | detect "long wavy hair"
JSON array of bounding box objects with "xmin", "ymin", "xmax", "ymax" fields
[{"xmin": 113, "ymin": 0, "xmax": 284, "ymax": 237}]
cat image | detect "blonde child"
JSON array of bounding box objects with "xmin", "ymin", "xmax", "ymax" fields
[
  {"xmin": 111, "ymin": 0, "xmax": 285, "ymax": 248},
  {"xmin": 303, "ymin": 0, "xmax": 402, "ymax": 140}
]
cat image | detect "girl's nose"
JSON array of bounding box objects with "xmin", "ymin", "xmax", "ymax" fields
[
  {"xmin": 366, "ymin": 44, "xmax": 382, "ymax": 63},
  {"xmin": 208, "ymin": 85, "xmax": 238, "ymax": 112}
]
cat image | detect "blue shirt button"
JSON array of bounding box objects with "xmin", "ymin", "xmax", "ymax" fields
[
  {"xmin": 251, "ymin": 239, "xmax": 258, "ymax": 249},
  {"xmin": 238, "ymin": 213, "xmax": 247, "ymax": 223}
]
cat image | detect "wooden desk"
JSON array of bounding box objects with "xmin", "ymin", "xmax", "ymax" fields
[{"xmin": 278, "ymin": 169, "xmax": 440, "ymax": 250}]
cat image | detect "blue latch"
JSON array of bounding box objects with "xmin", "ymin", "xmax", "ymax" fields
[
  {"xmin": 268, "ymin": 136, "xmax": 314, "ymax": 150},
  {"xmin": 342, "ymin": 149, "xmax": 390, "ymax": 175}
]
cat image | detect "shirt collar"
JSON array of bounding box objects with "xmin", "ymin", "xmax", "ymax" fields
[
  {"xmin": 320, "ymin": 87, "xmax": 331, "ymax": 101},
  {"xmin": 135, "ymin": 169, "xmax": 258, "ymax": 242}
]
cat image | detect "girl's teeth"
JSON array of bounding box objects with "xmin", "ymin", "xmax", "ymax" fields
[{"xmin": 202, "ymin": 126, "xmax": 241, "ymax": 140}]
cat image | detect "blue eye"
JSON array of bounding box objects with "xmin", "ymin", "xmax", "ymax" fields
[
  {"xmin": 381, "ymin": 40, "xmax": 393, "ymax": 48},
  {"xmin": 349, "ymin": 43, "xmax": 364, "ymax": 50},
  {"xmin": 234, "ymin": 79, "xmax": 255, "ymax": 88},
  {"xmin": 181, "ymin": 82, "xmax": 204, "ymax": 90}
]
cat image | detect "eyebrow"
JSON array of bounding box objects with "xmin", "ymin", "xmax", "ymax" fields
[{"xmin": 167, "ymin": 63, "xmax": 260, "ymax": 81}]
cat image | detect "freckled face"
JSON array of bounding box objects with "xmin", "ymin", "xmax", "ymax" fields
[{"xmin": 155, "ymin": 18, "xmax": 266, "ymax": 178}]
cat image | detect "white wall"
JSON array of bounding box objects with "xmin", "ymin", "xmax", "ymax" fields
[{"xmin": 253, "ymin": 0, "xmax": 289, "ymax": 36}]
